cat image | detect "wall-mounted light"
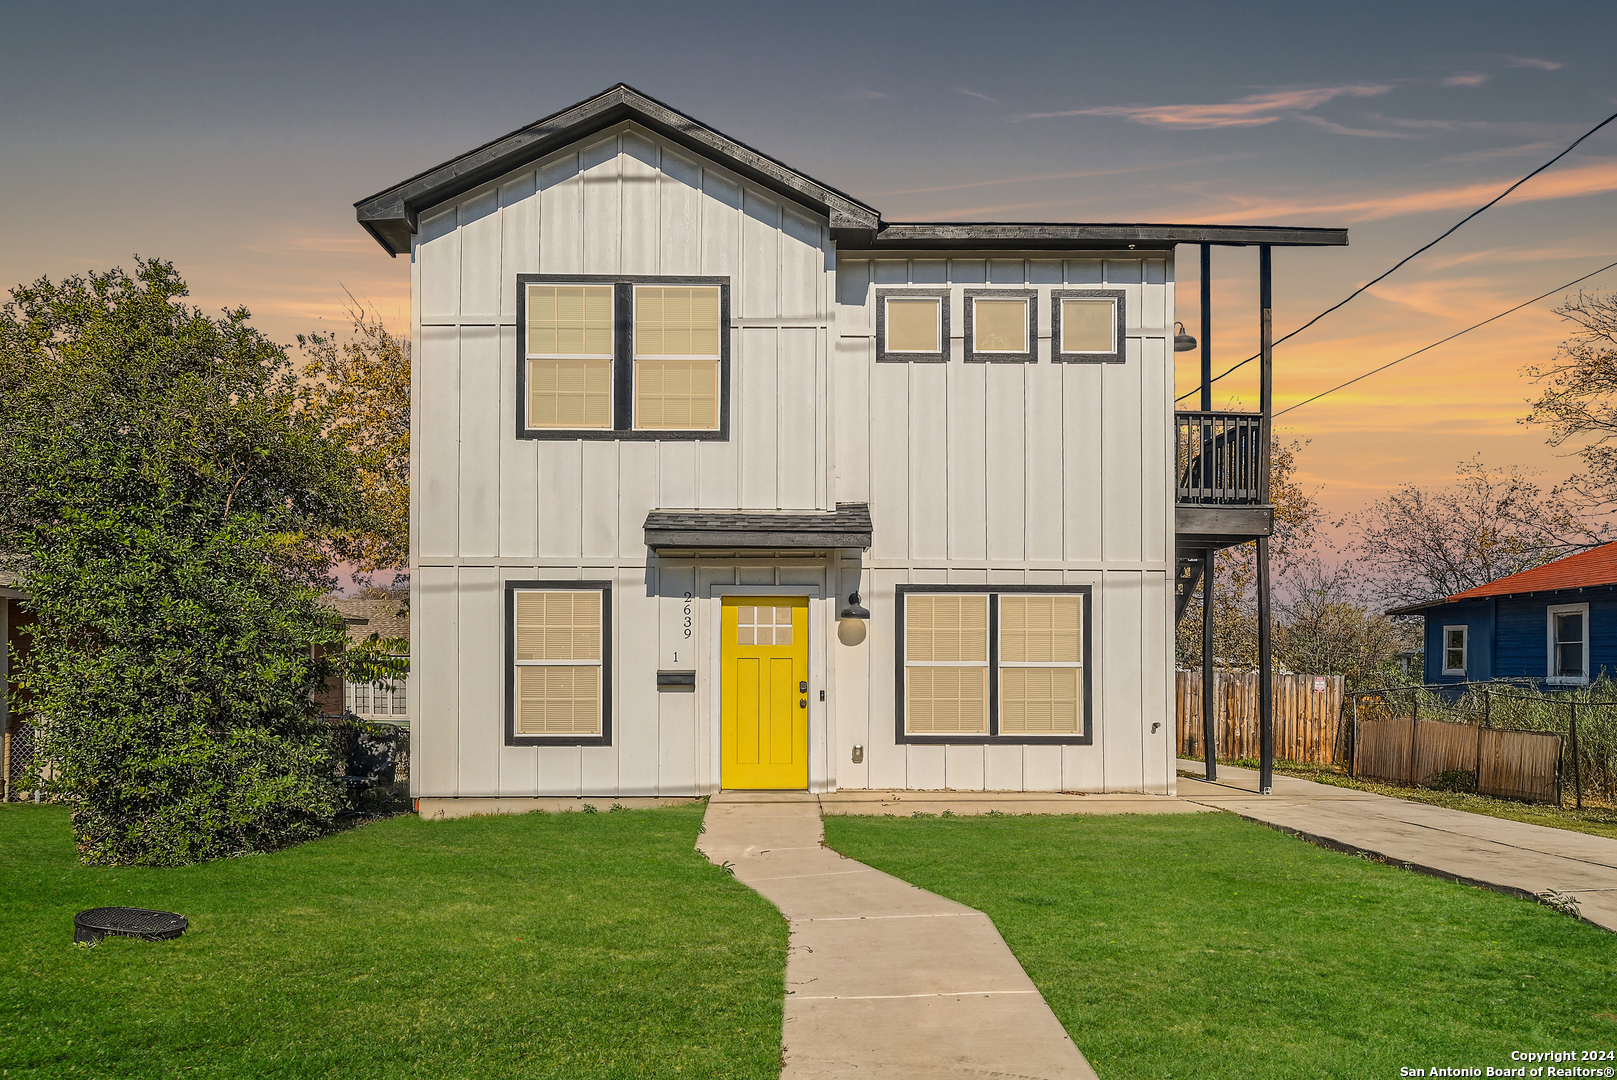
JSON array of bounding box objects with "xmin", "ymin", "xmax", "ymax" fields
[
  {"xmin": 837, "ymin": 591, "xmax": 870, "ymax": 646},
  {"xmin": 1173, "ymin": 321, "xmax": 1198, "ymax": 353}
]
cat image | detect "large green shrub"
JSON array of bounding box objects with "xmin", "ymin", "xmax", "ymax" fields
[{"xmin": 0, "ymin": 261, "xmax": 363, "ymax": 865}]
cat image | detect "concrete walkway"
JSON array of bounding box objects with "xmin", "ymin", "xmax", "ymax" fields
[
  {"xmin": 1177, "ymin": 759, "xmax": 1617, "ymax": 931},
  {"xmin": 698, "ymin": 792, "xmax": 1098, "ymax": 1080}
]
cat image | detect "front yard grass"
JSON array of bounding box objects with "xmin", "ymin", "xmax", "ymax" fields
[
  {"xmin": 0, "ymin": 802, "xmax": 785, "ymax": 1079},
  {"xmin": 823, "ymin": 812, "xmax": 1616, "ymax": 1080},
  {"xmin": 1215, "ymin": 757, "xmax": 1617, "ymax": 843}
]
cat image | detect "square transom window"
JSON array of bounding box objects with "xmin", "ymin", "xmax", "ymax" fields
[
  {"xmin": 965, "ymin": 290, "xmax": 1036, "ymax": 363},
  {"xmin": 877, "ymin": 290, "xmax": 949, "ymax": 362},
  {"xmin": 1053, "ymin": 290, "xmax": 1125, "ymax": 363}
]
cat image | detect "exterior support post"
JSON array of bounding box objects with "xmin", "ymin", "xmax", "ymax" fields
[
  {"xmin": 1258, "ymin": 244, "xmax": 1274, "ymax": 795},
  {"xmin": 1200, "ymin": 243, "xmax": 1212, "ymax": 412},
  {"xmin": 1201, "ymin": 546, "xmax": 1217, "ymax": 781}
]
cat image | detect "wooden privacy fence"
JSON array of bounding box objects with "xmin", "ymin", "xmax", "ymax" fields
[
  {"xmin": 1176, "ymin": 671, "xmax": 1346, "ymax": 764},
  {"xmin": 1353, "ymin": 716, "xmax": 1562, "ymax": 804}
]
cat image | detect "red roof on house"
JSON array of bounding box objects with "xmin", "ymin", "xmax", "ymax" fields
[{"xmin": 1442, "ymin": 543, "xmax": 1617, "ymax": 602}]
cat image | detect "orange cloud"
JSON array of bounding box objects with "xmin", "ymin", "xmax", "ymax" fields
[
  {"xmin": 1017, "ymin": 84, "xmax": 1392, "ymax": 128},
  {"xmin": 1188, "ymin": 157, "xmax": 1617, "ymax": 223}
]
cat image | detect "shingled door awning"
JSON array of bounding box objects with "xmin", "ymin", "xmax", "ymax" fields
[{"xmin": 643, "ymin": 503, "xmax": 872, "ymax": 552}]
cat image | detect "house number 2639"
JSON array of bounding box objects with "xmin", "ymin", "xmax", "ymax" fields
[{"xmin": 682, "ymin": 592, "xmax": 693, "ymax": 638}]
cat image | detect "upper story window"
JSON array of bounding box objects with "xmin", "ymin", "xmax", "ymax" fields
[
  {"xmin": 1442, "ymin": 625, "xmax": 1467, "ymax": 676},
  {"xmin": 965, "ymin": 290, "xmax": 1036, "ymax": 363},
  {"xmin": 517, "ymin": 275, "xmax": 730, "ymax": 441},
  {"xmin": 1052, "ymin": 289, "xmax": 1126, "ymax": 364},
  {"xmin": 1547, "ymin": 603, "xmax": 1589, "ymax": 684},
  {"xmin": 877, "ymin": 289, "xmax": 949, "ymax": 363}
]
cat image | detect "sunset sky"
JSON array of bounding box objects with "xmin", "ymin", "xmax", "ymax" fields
[{"xmin": 5, "ymin": 0, "xmax": 1616, "ymax": 531}]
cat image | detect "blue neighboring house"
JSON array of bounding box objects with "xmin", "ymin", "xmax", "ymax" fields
[{"xmin": 1391, "ymin": 543, "xmax": 1617, "ymax": 688}]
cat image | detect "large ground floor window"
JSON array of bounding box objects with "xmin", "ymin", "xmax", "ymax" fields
[
  {"xmin": 505, "ymin": 581, "xmax": 612, "ymax": 745},
  {"xmin": 895, "ymin": 585, "xmax": 1092, "ymax": 745}
]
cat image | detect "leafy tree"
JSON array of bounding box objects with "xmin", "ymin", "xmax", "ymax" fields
[
  {"xmin": 1523, "ymin": 291, "xmax": 1617, "ymax": 511},
  {"xmin": 1177, "ymin": 440, "xmax": 1322, "ymax": 669},
  {"xmin": 0, "ymin": 260, "xmax": 363, "ymax": 865},
  {"xmin": 1350, "ymin": 459, "xmax": 1602, "ymax": 608},
  {"xmin": 1272, "ymin": 561, "xmax": 1414, "ymax": 689},
  {"xmin": 296, "ymin": 300, "xmax": 409, "ymax": 580}
]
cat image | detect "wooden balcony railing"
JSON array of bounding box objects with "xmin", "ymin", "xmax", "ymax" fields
[{"xmin": 1176, "ymin": 411, "xmax": 1264, "ymax": 505}]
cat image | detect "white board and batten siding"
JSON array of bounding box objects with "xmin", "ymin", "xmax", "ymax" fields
[{"xmin": 408, "ymin": 120, "xmax": 1176, "ymax": 799}]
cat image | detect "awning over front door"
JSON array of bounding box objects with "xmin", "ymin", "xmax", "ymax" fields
[{"xmin": 643, "ymin": 503, "xmax": 872, "ymax": 553}]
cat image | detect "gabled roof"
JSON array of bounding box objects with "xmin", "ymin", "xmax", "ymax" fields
[
  {"xmin": 1389, "ymin": 543, "xmax": 1617, "ymax": 614},
  {"xmin": 355, "ymin": 83, "xmax": 879, "ymax": 256},
  {"xmin": 355, "ymin": 84, "xmax": 1350, "ymax": 257}
]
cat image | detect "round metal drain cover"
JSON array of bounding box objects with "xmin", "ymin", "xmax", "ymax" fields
[{"xmin": 74, "ymin": 906, "xmax": 188, "ymax": 945}]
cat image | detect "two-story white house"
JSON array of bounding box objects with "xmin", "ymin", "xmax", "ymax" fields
[{"xmin": 355, "ymin": 85, "xmax": 1345, "ymax": 810}]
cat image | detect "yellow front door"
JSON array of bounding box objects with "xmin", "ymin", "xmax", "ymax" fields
[{"xmin": 721, "ymin": 596, "xmax": 809, "ymax": 790}]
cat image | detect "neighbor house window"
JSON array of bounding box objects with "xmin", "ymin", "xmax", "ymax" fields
[
  {"xmin": 897, "ymin": 586, "xmax": 1092, "ymax": 743},
  {"xmin": 877, "ymin": 289, "xmax": 949, "ymax": 362},
  {"xmin": 516, "ymin": 276, "xmax": 729, "ymax": 440},
  {"xmin": 964, "ymin": 290, "xmax": 1036, "ymax": 363},
  {"xmin": 346, "ymin": 676, "xmax": 407, "ymax": 718},
  {"xmin": 1442, "ymin": 625, "xmax": 1467, "ymax": 677},
  {"xmin": 1052, "ymin": 289, "xmax": 1125, "ymax": 363},
  {"xmin": 1547, "ymin": 603, "xmax": 1589, "ymax": 684},
  {"xmin": 506, "ymin": 582, "xmax": 612, "ymax": 743}
]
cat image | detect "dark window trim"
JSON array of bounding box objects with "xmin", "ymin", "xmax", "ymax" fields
[
  {"xmin": 1051, "ymin": 289, "xmax": 1126, "ymax": 364},
  {"xmin": 515, "ymin": 274, "xmax": 731, "ymax": 441},
  {"xmin": 963, "ymin": 289, "xmax": 1038, "ymax": 364},
  {"xmin": 505, "ymin": 579, "xmax": 613, "ymax": 747},
  {"xmin": 876, "ymin": 288, "xmax": 950, "ymax": 363},
  {"xmin": 893, "ymin": 584, "xmax": 1094, "ymax": 745}
]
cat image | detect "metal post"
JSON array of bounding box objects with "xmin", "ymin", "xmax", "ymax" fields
[
  {"xmin": 1475, "ymin": 690, "xmax": 1489, "ymax": 795},
  {"xmin": 1350, "ymin": 695, "xmax": 1360, "ymax": 778},
  {"xmin": 1570, "ymin": 701, "xmax": 1583, "ymax": 810},
  {"xmin": 1202, "ymin": 546, "xmax": 1217, "ymax": 781},
  {"xmin": 1257, "ymin": 245, "xmax": 1274, "ymax": 795},
  {"xmin": 1200, "ymin": 243, "xmax": 1212, "ymax": 412}
]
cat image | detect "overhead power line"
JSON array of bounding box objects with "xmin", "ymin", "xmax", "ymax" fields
[
  {"xmin": 1177, "ymin": 106, "xmax": 1617, "ymax": 404},
  {"xmin": 1272, "ymin": 257, "xmax": 1617, "ymax": 418}
]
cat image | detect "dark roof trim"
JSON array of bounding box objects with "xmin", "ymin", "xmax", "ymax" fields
[
  {"xmin": 852, "ymin": 222, "xmax": 1348, "ymax": 251},
  {"xmin": 644, "ymin": 503, "xmax": 871, "ymax": 552},
  {"xmin": 355, "ymin": 84, "xmax": 880, "ymax": 256}
]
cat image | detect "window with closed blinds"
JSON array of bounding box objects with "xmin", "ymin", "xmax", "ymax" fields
[
  {"xmin": 635, "ymin": 286, "xmax": 720, "ymax": 430},
  {"xmin": 896, "ymin": 587, "xmax": 1091, "ymax": 743},
  {"xmin": 904, "ymin": 594, "xmax": 989, "ymax": 734},
  {"xmin": 526, "ymin": 285, "xmax": 613, "ymax": 430},
  {"xmin": 999, "ymin": 595, "xmax": 1082, "ymax": 734},
  {"xmin": 513, "ymin": 590, "xmax": 603, "ymax": 735}
]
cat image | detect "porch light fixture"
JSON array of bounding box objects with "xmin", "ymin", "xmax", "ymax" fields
[
  {"xmin": 837, "ymin": 592, "xmax": 870, "ymax": 646},
  {"xmin": 1173, "ymin": 321, "xmax": 1198, "ymax": 352}
]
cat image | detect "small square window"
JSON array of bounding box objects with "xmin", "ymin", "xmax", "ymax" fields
[
  {"xmin": 1052, "ymin": 290, "xmax": 1125, "ymax": 363},
  {"xmin": 964, "ymin": 290, "xmax": 1036, "ymax": 363},
  {"xmin": 877, "ymin": 289, "xmax": 949, "ymax": 362}
]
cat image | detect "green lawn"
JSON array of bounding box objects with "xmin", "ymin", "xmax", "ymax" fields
[
  {"xmin": 0, "ymin": 803, "xmax": 785, "ymax": 1079},
  {"xmin": 823, "ymin": 812, "xmax": 1617, "ymax": 1080}
]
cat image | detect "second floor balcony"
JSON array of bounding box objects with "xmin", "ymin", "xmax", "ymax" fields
[{"xmin": 1175, "ymin": 410, "xmax": 1272, "ymax": 551}]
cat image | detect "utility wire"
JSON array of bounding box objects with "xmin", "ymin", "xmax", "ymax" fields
[
  {"xmin": 1177, "ymin": 106, "xmax": 1617, "ymax": 404},
  {"xmin": 1272, "ymin": 257, "xmax": 1617, "ymax": 417}
]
